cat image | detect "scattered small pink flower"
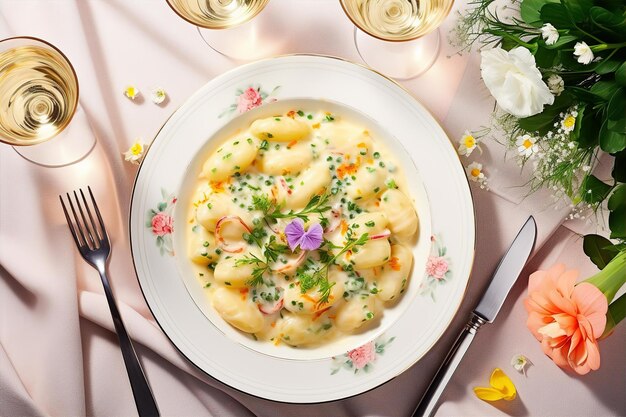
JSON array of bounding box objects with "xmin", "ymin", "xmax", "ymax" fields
[
  {"xmin": 152, "ymin": 212, "xmax": 173, "ymax": 236},
  {"xmin": 426, "ymin": 256, "xmax": 449, "ymax": 279},
  {"xmin": 347, "ymin": 341, "xmax": 376, "ymax": 369},
  {"xmin": 237, "ymin": 87, "xmax": 262, "ymax": 113}
]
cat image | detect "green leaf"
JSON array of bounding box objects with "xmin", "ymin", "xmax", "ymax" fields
[
  {"xmin": 590, "ymin": 80, "xmax": 619, "ymax": 101},
  {"xmin": 518, "ymin": 93, "xmax": 573, "ymax": 134},
  {"xmin": 613, "ymin": 151, "xmax": 626, "ymax": 182},
  {"xmin": 541, "ymin": 3, "xmax": 576, "ymax": 28},
  {"xmin": 520, "ymin": 0, "xmax": 559, "ymax": 26},
  {"xmin": 561, "ymin": 0, "xmax": 593, "ymax": 23},
  {"xmin": 609, "ymin": 207, "xmax": 626, "ymax": 238},
  {"xmin": 157, "ymin": 201, "xmax": 167, "ymax": 212},
  {"xmin": 533, "ymin": 45, "xmax": 557, "ymax": 68},
  {"xmin": 590, "ymin": 6, "xmax": 626, "ymax": 35},
  {"xmin": 595, "ymin": 59, "xmax": 623, "ymax": 75},
  {"xmin": 600, "ymin": 120, "xmax": 626, "ymax": 153},
  {"xmin": 543, "ymin": 35, "xmax": 577, "ymax": 49},
  {"xmin": 576, "ymin": 108, "xmax": 601, "ymax": 148},
  {"xmin": 583, "ymin": 234, "xmax": 618, "ymax": 269},
  {"xmin": 581, "ymin": 175, "xmax": 612, "ymax": 204},
  {"xmin": 608, "ymin": 183, "xmax": 626, "ymax": 211},
  {"xmin": 616, "ymin": 62, "xmax": 626, "ymax": 86},
  {"xmin": 608, "ymin": 117, "xmax": 626, "ymax": 133},
  {"xmin": 607, "ymin": 88, "xmax": 626, "ymax": 121}
]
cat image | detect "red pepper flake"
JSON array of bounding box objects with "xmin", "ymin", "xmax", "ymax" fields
[
  {"xmin": 210, "ymin": 181, "xmax": 225, "ymax": 193},
  {"xmin": 337, "ymin": 163, "xmax": 359, "ymax": 179},
  {"xmin": 340, "ymin": 220, "xmax": 348, "ymax": 235},
  {"xmin": 286, "ymin": 110, "xmax": 296, "ymax": 119},
  {"xmin": 287, "ymin": 140, "xmax": 298, "ymax": 149}
]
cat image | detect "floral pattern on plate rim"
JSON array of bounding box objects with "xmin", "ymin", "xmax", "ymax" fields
[
  {"xmin": 146, "ymin": 188, "xmax": 176, "ymax": 256},
  {"xmin": 219, "ymin": 85, "xmax": 281, "ymax": 118},
  {"xmin": 330, "ymin": 336, "xmax": 395, "ymax": 375},
  {"xmin": 419, "ymin": 234, "xmax": 452, "ymax": 300}
]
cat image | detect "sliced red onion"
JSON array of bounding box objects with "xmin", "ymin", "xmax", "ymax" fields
[
  {"xmin": 258, "ymin": 298, "xmax": 284, "ymax": 315},
  {"xmin": 215, "ymin": 215, "xmax": 251, "ymax": 253},
  {"xmin": 369, "ymin": 229, "xmax": 391, "ymax": 240},
  {"xmin": 325, "ymin": 204, "xmax": 342, "ymax": 233},
  {"xmin": 279, "ymin": 177, "xmax": 292, "ymax": 195},
  {"xmin": 273, "ymin": 250, "xmax": 306, "ymax": 274}
]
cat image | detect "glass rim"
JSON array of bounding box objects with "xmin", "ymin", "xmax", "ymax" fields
[
  {"xmin": 0, "ymin": 35, "xmax": 80, "ymax": 146},
  {"xmin": 338, "ymin": 0, "xmax": 455, "ymax": 43},
  {"xmin": 164, "ymin": 0, "xmax": 271, "ymax": 30}
]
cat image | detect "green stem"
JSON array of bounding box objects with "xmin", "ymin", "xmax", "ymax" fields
[
  {"xmin": 601, "ymin": 292, "xmax": 626, "ymax": 339},
  {"xmin": 584, "ymin": 250, "xmax": 626, "ymax": 303},
  {"xmin": 591, "ymin": 42, "xmax": 626, "ymax": 52}
]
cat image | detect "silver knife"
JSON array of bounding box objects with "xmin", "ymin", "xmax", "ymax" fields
[{"xmin": 412, "ymin": 216, "xmax": 537, "ymax": 417}]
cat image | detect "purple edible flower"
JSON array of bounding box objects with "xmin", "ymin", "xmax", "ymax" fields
[{"xmin": 284, "ymin": 219, "xmax": 323, "ymax": 251}]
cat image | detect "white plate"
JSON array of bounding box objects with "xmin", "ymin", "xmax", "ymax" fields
[{"xmin": 130, "ymin": 55, "xmax": 475, "ymax": 403}]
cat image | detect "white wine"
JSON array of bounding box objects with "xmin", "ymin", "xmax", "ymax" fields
[
  {"xmin": 0, "ymin": 39, "xmax": 78, "ymax": 146},
  {"xmin": 340, "ymin": 0, "xmax": 454, "ymax": 41},
  {"xmin": 166, "ymin": 0, "xmax": 270, "ymax": 29}
]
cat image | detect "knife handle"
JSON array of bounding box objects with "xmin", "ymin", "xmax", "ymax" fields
[{"xmin": 411, "ymin": 313, "xmax": 487, "ymax": 417}]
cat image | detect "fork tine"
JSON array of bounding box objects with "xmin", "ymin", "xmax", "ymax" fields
[
  {"xmin": 73, "ymin": 190, "xmax": 96, "ymax": 249},
  {"xmin": 59, "ymin": 195, "xmax": 84, "ymax": 248},
  {"xmin": 67, "ymin": 192, "xmax": 90, "ymax": 249},
  {"xmin": 88, "ymin": 186, "xmax": 108, "ymax": 240},
  {"xmin": 80, "ymin": 188, "xmax": 102, "ymax": 243}
]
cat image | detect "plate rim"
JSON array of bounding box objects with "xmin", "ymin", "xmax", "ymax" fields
[{"xmin": 128, "ymin": 53, "xmax": 477, "ymax": 404}]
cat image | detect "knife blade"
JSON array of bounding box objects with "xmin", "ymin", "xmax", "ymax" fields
[{"xmin": 412, "ymin": 216, "xmax": 537, "ymax": 417}]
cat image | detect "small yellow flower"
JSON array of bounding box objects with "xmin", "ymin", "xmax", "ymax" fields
[
  {"xmin": 458, "ymin": 130, "xmax": 479, "ymax": 157},
  {"xmin": 511, "ymin": 354, "xmax": 532, "ymax": 375},
  {"xmin": 123, "ymin": 139, "xmax": 148, "ymax": 165},
  {"xmin": 561, "ymin": 114, "xmax": 576, "ymax": 133},
  {"xmin": 474, "ymin": 368, "xmax": 517, "ymax": 402},
  {"xmin": 151, "ymin": 87, "xmax": 167, "ymax": 104},
  {"xmin": 124, "ymin": 85, "xmax": 140, "ymax": 100},
  {"xmin": 516, "ymin": 134, "xmax": 538, "ymax": 157},
  {"xmin": 466, "ymin": 162, "xmax": 488, "ymax": 189}
]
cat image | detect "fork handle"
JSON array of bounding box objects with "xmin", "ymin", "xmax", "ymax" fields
[{"xmin": 98, "ymin": 268, "xmax": 160, "ymax": 417}]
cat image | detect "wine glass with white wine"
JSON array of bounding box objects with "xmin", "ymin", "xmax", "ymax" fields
[
  {"xmin": 165, "ymin": 0, "xmax": 285, "ymax": 61},
  {"xmin": 339, "ymin": 0, "xmax": 455, "ymax": 79},
  {"xmin": 0, "ymin": 37, "xmax": 94, "ymax": 166}
]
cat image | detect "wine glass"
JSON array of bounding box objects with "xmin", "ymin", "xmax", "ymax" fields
[
  {"xmin": 165, "ymin": 0, "xmax": 285, "ymax": 61},
  {"xmin": 0, "ymin": 37, "xmax": 94, "ymax": 167},
  {"xmin": 339, "ymin": 0, "xmax": 455, "ymax": 79}
]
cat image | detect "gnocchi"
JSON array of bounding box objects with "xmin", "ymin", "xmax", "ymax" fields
[{"xmin": 185, "ymin": 109, "xmax": 420, "ymax": 347}]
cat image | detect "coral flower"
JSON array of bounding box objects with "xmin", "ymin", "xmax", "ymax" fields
[{"xmin": 524, "ymin": 264, "xmax": 608, "ymax": 375}]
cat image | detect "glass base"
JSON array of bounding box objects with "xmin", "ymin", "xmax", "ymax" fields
[
  {"xmin": 197, "ymin": 0, "xmax": 286, "ymax": 61},
  {"xmin": 12, "ymin": 106, "xmax": 96, "ymax": 167},
  {"xmin": 354, "ymin": 27, "xmax": 441, "ymax": 80}
]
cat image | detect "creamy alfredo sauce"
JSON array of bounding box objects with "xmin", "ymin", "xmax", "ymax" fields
[{"xmin": 185, "ymin": 109, "xmax": 418, "ymax": 348}]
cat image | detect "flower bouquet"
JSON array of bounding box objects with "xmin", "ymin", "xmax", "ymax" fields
[{"xmin": 453, "ymin": 0, "xmax": 626, "ymax": 373}]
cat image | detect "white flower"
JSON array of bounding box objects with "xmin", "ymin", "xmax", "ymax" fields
[
  {"xmin": 458, "ymin": 130, "xmax": 479, "ymax": 156},
  {"xmin": 516, "ymin": 134, "xmax": 539, "ymax": 157},
  {"xmin": 547, "ymin": 74, "xmax": 564, "ymax": 96},
  {"xmin": 574, "ymin": 42, "xmax": 594, "ymax": 65},
  {"xmin": 466, "ymin": 162, "xmax": 487, "ymax": 188},
  {"xmin": 511, "ymin": 354, "xmax": 532, "ymax": 375},
  {"xmin": 151, "ymin": 87, "xmax": 167, "ymax": 104},
  {"xmin": 123, "ymin": 140, "xmax": 148, "ymax": 165},
  {"xmin": 480, "ymin": 47, "xmax": 555, "ymax": 118},
  {"xmin": 540, "ymin": 23, "xmax": 559, "ymax": 45},
  {"xmin": 124, "ymin": 85, "xmax": 140, "ymax": 100},
  {"xmin": 561, "ymin": 113, "xmax": 576, "ymax": 133}
]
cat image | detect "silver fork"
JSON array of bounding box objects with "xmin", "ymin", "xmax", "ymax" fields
[{"xmin": 60, "ymin": 187, "xmax": 160, "ymax": 417}]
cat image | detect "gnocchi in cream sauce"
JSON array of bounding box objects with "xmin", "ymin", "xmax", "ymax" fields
[{"xmin": 185, "ymin": 109, "xmax": 419, "ymax": 347}]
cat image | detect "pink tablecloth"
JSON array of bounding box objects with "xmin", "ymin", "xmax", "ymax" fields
[{"xmin": 1, "ymin": 1, "xmax": 624, "ymax": 416}]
